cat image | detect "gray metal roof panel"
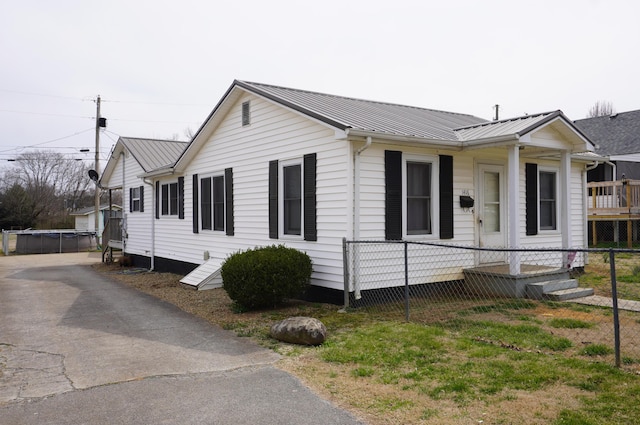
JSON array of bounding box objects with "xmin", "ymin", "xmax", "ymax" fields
[
  {"xmin": 574, "ymin": 110, "xmax": 640, "ymax": 156},
  {"xmin": 454, "ymin": 111, "xmax": 560, "ymax": 141},
  {"xmin": 237, "ymin": 81, "xmax": 489, "ymax": 141},
  {"xmin": 119, "ymin": 138, "xmax": 188, "ymax": 172}
]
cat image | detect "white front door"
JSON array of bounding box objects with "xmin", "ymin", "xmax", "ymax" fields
[{"xmin": 477, "ymin": 164, "xmax": 507, "ymax": 264}]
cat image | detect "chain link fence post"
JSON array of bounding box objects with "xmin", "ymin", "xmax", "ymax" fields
[
  {"xmin": 609, "ymin": 248, "xmax": 621, "ymax": 367},
  {"xmin": 404, "ymin": 241, "xmax": 409, "ymax": 322}
]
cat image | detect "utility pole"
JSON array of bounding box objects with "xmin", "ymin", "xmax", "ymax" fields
[{"xmin": 94, "ymin": 95, "xmax": 101, "ymax": 246}]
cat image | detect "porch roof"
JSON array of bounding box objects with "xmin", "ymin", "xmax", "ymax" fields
[{"xmin": 101, "ymin": 137, "xmax": 188, "ymax": 187}]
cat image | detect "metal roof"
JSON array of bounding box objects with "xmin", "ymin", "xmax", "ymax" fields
[
  {"xmin": 574, "ymin": 110, "xmax": 640, "ymax": 156},
  {"xmin": 454, "ymin": 111, "xmax": 561, "ymax": 141},
  {"xmin": 237, "ymin": 81, "xmax": 489, "ymax": 141},
  {"xmin": 70, "ymin": 204, "xmax": 122, "ymax": 216},
  {"xmin": 119, "ymin": 138, "xmax": 188, "ymax": 172}
]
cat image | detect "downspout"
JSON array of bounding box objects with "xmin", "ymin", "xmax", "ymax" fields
[
  {"xmin": 143, "ymin": 177, "xmax": 155, "ymax": 271},
  {"xmin": 121, "ymin": 152, "xmax": 126, "ymax": 256},
  {"xmin": 582, "ymin": 161, "xmax": 599, "ymax": 259},
  {"xmin": 354, "ymin": 136, "xmax": 372, "ymax": 240},
  {"xmin": 353, "ymin": 136, "xmax": 372, "ymax": 300}
]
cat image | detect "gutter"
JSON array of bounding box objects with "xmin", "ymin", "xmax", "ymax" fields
[
  {"xmin": 140, "ymin": 166, "xmax": 175, "ymax": 179},
  {"xmin": 345, "ymin": 129, "xmax": 464, "ymax": 150}
]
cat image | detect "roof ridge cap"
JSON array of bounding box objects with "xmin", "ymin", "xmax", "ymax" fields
[{"xmin": 238, "ymin": 80, "xmax": 485, "ymax": 120}]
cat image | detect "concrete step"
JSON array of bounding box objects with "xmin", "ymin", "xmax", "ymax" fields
[
  {"xmin": 526, "ymin": 279, "xmax": 578, "ymax": 300},
  {"xmin": 544, "ymin": 287, "xmax": 595, "ymax": 301}
]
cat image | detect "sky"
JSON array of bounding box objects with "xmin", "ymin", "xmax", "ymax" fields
[{"xmin": 1, "ymin": 0, "xmax": 639, "ymax": 170}]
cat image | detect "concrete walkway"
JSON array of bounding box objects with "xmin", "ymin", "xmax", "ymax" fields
[
  {"xmin": 0, "ymin": 253, "xmax": 365, "ymax": 425},
  {"xmin": 569, "ymin": 294, "xmax": 640, "ymax": 312}
]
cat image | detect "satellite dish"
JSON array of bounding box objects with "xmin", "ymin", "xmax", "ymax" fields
[{"xmin": 88, "ymin": 169, "xmax": 99, "ymax": 182}]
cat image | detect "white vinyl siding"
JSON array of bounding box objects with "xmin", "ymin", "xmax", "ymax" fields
[
  {"xmin": 117, "ymin": 152, "xmax": 152, "ymax": 258},
  {"xmin": 153, "ymin": 94, "xmax": 350, "ymax": 290}
]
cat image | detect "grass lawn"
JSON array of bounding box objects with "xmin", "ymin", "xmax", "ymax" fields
[{"xmin": 94, "ymin": 252, "xmax": 640, "ymax": 425}]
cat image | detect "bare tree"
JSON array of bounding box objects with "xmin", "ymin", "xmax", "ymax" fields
[
  {"xmin": 587, "ymin": 101, "xmax": 616, "ymax": 118},
  {"xmin": 8, "ymin": 150, "xmax": 94, "ymax": 227},
  {"xmin": 184, "ymin": 127, "xmax": 195, "ymax": 140}
]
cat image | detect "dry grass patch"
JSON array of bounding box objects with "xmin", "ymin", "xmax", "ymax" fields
[{"xmin": 92, "ymin": 262, "xmax": 640, "ymax": 425}]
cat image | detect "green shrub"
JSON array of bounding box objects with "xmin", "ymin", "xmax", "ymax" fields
[{"xmin": 221, "ymin": 245, "xmax": 312, "ymax": 311}]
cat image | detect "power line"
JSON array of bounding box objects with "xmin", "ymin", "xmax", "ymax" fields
[
  {"xmin": 0, "ymin": 108, "xmax": 93, "ymax": 119},
  {"xmin": 1, "ymin": 88, "xmax": 209, "ymax": 108},
  {"xmin": 0, "ymin": 128, "xmax": 94, "ymax": 153},
  {"xmin": 0, "ymin": 88, "xmax": 88, "ymax": 102}
]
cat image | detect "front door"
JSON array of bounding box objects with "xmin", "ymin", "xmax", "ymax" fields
[{"xmin": 477, "ymin": 164, "xmax": 506, "ymax": 264}]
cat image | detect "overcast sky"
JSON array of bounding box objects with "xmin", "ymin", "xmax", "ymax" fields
[{"xmin": 1, "ymin": 0, "xmax": 638, "ymax": 168}]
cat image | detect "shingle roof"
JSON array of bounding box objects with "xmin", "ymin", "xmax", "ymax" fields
[
  {"xmin": 119, "ymin": 138, "xmax": 188, "ymax": 172},
  {"xmin": 237, "ymin": 80, "xmax": 489, "ymax": 141},
  {"xmin": 573, "ymin": 110, "xmax": 640, "ymax": 156}
]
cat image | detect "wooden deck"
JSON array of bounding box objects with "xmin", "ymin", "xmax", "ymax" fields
[{"xmin": 587, "ymin": 180, "xmax": 640, "ymax": 247}]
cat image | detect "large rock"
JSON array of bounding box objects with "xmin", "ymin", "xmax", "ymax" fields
[{"xmin": 270, "ymin": 316, "xmax": 327, "ymax": 346}]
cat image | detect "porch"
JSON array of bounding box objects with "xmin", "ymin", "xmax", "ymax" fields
[
  {"xmin": 463, "ymin": 264, "xmax": 593, "ymax": 301},
  {"xmin": 588, "ymin": 179, "xmax": 640, "ymax": 247}
]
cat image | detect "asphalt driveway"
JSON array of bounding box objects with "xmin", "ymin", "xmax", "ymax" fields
[{"xmin": 0, "ymin": 253, "xmax": 364, "ymax": 424}]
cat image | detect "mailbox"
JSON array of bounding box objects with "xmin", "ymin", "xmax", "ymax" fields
[{"xmin": 460, "ymin": 195, "xmax": 474, "ymax": 208}]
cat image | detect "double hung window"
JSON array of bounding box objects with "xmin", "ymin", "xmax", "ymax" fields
[
  {"xmin": 130, "ymin": 186, "xmax": 143, "ymax": 212},
  {"xmin": 539, "ymin": 170, "xmax": 557, "ymax": 231},
  {"xmin": 283, "ymin": 163, "xmax": 302, "ymax": 236},
  {"xmin": 406, "ymin": 161, "xmax": 433, "ymax": 235},
  {"xmin": 161, "ymin": 182, "xmax": 179, "ymax": 216},
  {"xmin": 200, "ymin": 175, "xmax": 225, "ymax": 231}
]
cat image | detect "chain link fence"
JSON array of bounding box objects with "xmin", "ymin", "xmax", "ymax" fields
[
  {"xmin": 342, "ymin": 239, "xmax": 640, "ymax": 369},
  {"xmin": 589, "ymin": 219, "xmax": 640, "ymax": 248}
]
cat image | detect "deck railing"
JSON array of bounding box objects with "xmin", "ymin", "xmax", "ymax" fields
[
  {"xmin": 588, "ymin": 180, "xmax": 640, "ymax": 247},
  {"xmin": 587, "ymin": 179, "xmax": 640, "ymax": 217}
]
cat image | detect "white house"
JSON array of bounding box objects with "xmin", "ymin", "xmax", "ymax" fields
[
  {"xmin": 100, "ymin": 137, "xmax": 188, "ymax": 265},
  {"xmin": 99, "ymin": 80, "xmax": 598, "ymax": 303}
]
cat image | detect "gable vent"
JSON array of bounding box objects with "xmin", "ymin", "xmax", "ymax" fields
[{"xmin": 242, "ymin": 101, "xmax": 250, "ymax": 126}]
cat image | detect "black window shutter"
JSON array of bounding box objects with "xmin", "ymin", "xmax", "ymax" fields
[
  {"xmin": 139, "ymin": 186, "xmax": 144, "ymax": 213},
  {"xmin": 269, "ymin": 160, "xmax": 279, "ymax": 239},
  {"xmin": 129, "ymin": 187, "xmax": 133, "ymax": 212},
  {"xmin": 192, "ymin": 174, "xmax": 199, "ymax": 233},
  {"xmin": 225, "ymin": 168, "xmax": 234, "ymax": 236},
  {"xmin": 303, "ymin": 153, "xmax": 317, "ymax": 241},
  {"xmin": 525, "ymin": 163, "xmax": 538, "ymax": 236},
  {"xmin": 155, "ymin": 181, "xmax": 160, "ymax": 219},
  {"xmin": 439, "ymin": 155, "xmax": 454, "ymax": 239},
  {"xmin": 385, "ymin": 150, "xmax": 403, "ymax": 240},
  {"xmin": 178, "ymin": 177, "xmax": 185, "ymax": 219}
]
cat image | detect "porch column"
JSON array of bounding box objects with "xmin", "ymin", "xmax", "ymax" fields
[
  {"xmin": 508, "ymin": 145, "xmax": 521, "ymax": 275},
  {"xmin": 560, "ymin": 151, "xmax": 572, "ymax": 263}
]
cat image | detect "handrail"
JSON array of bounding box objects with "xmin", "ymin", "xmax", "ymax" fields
[{"xmin": 587, "ymin": 180, "xmax": 640, "ymax": 216}]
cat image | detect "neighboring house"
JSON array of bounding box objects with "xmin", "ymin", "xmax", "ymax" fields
[
  {"xmin": 99, "ymin": 137, "xmax": 188, "ymax": 262},
  {"xmin": 99, "ymin": 80, "xmax": 597, "ymax": 302},
  {"xmin": 574, "ymin": 110, "xmax": 640, "ymax": 181},
  {"xmin": 70, "ymin": 205, "xmax": 122, "ymax": 234},
  {"xmin": 574, "ymin": 110, "xmax": 640, "ymax": 245}
]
